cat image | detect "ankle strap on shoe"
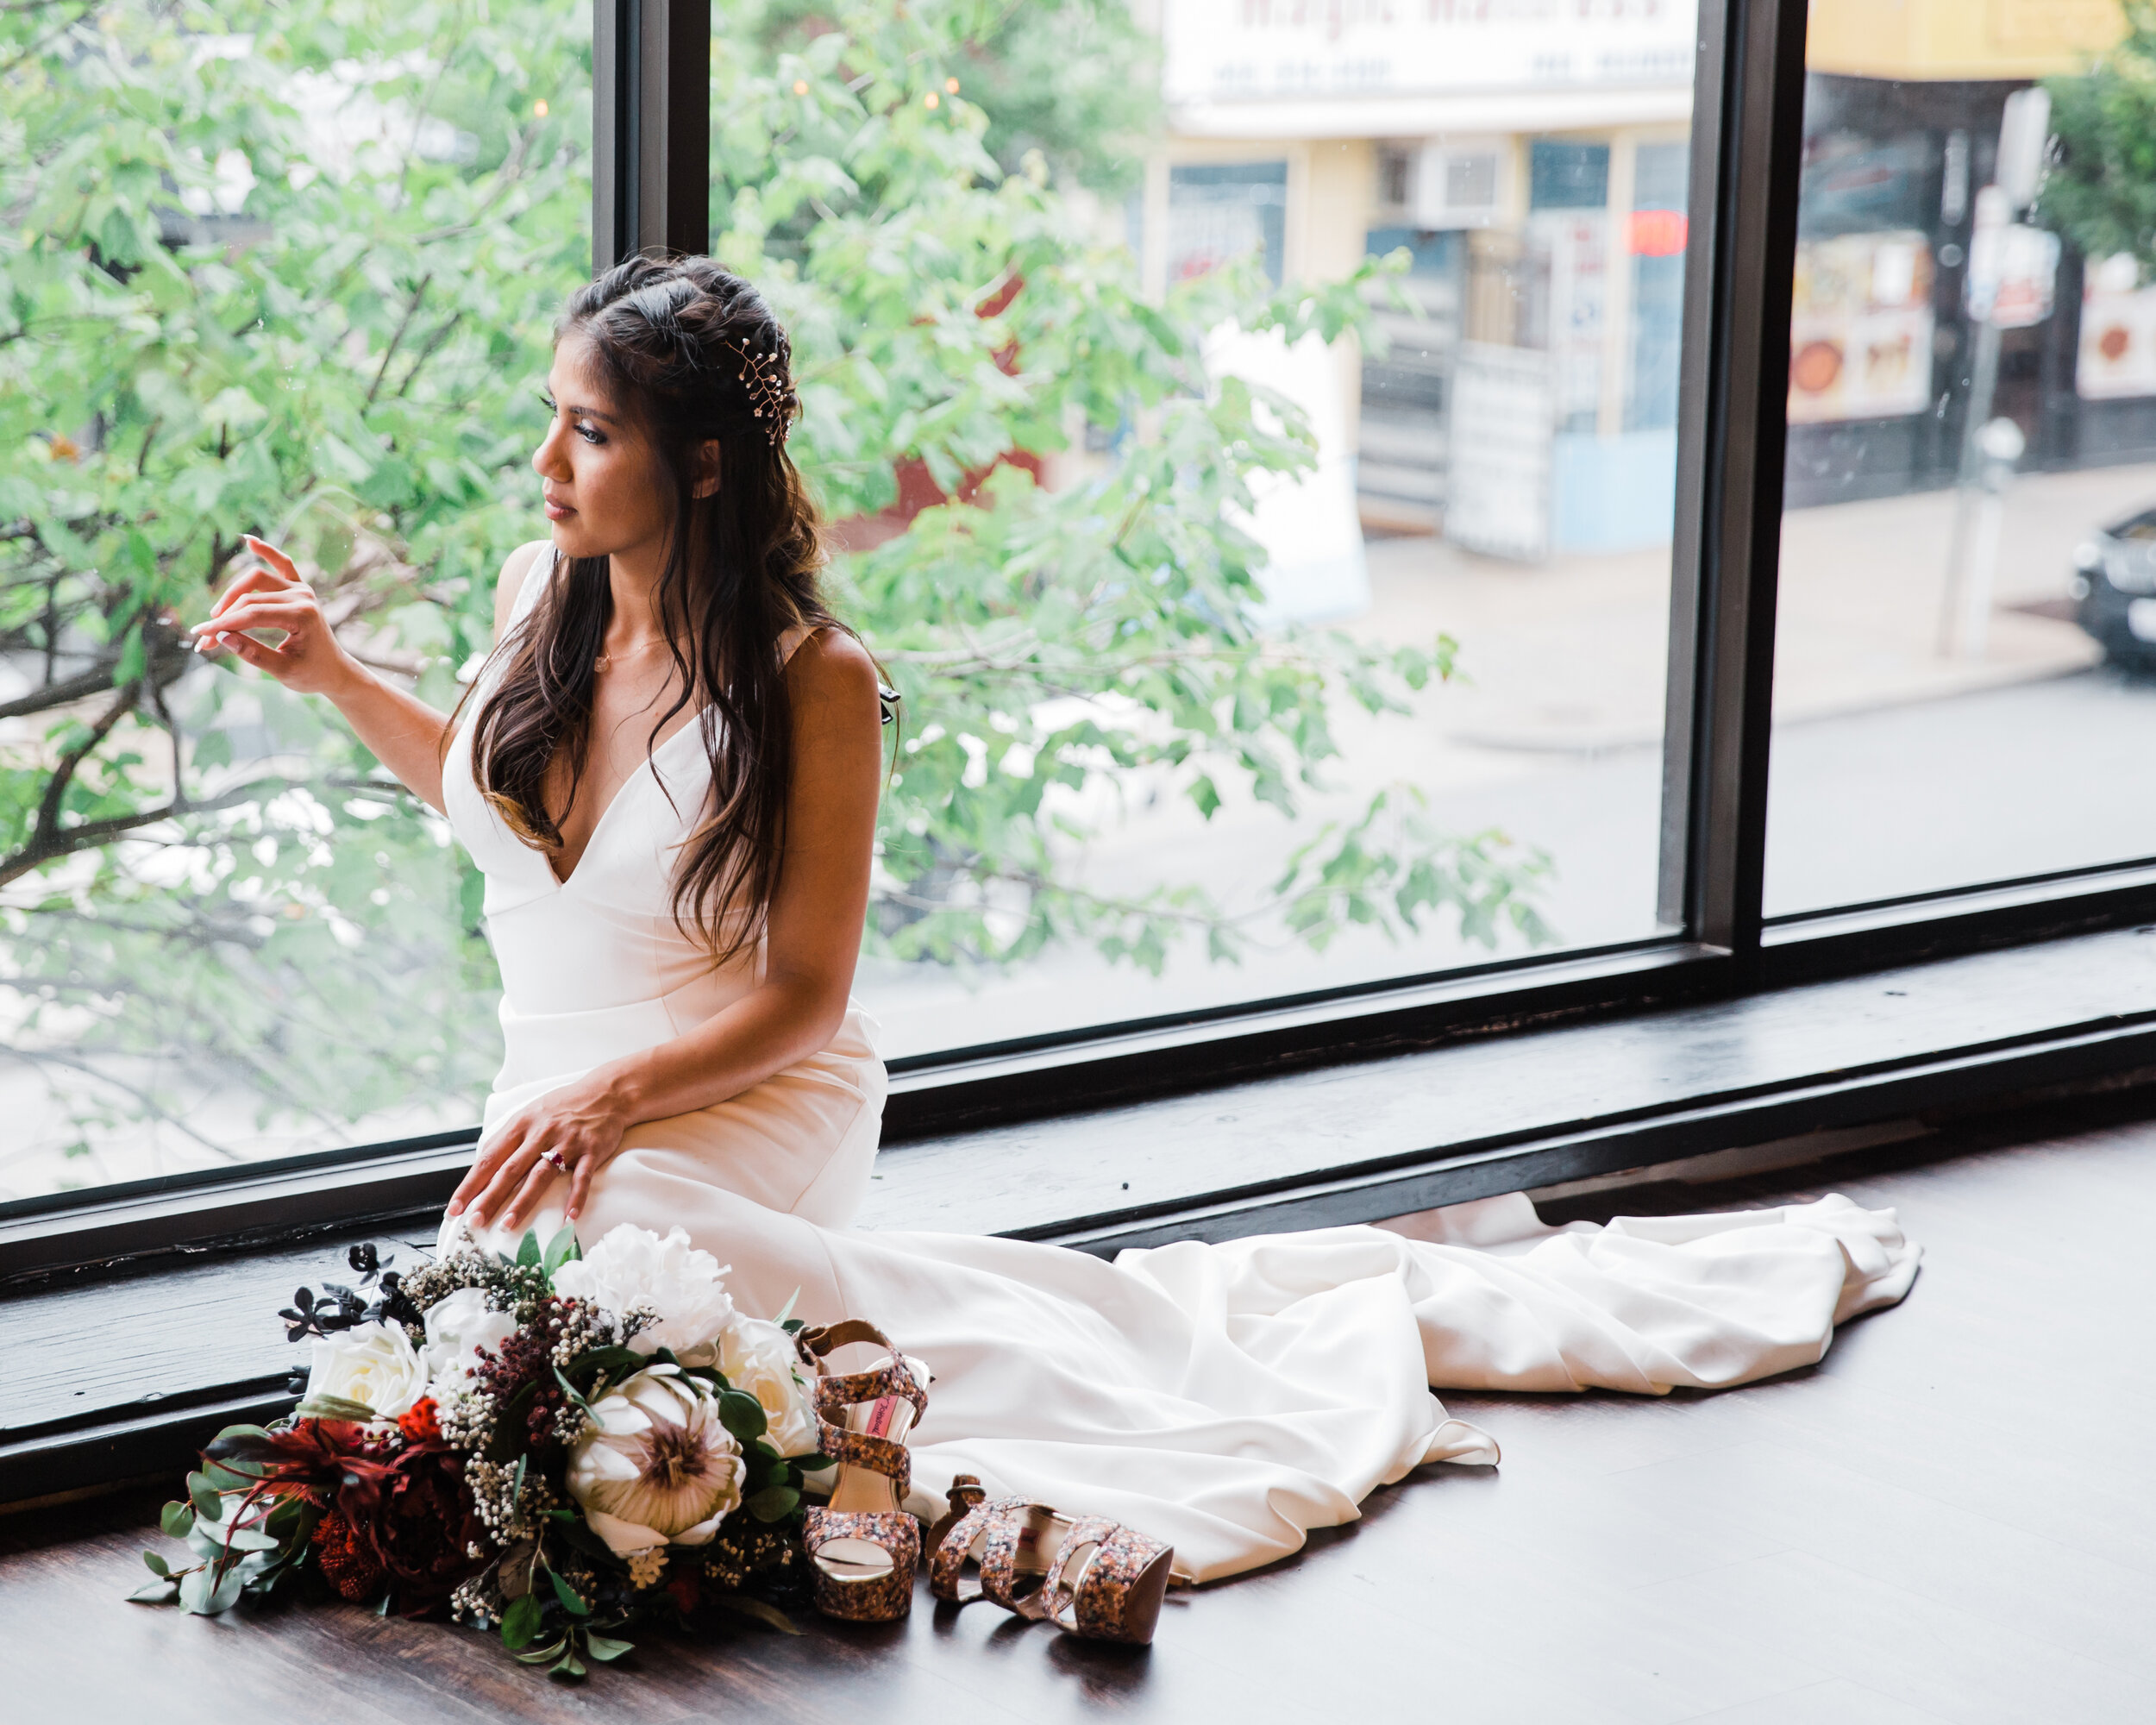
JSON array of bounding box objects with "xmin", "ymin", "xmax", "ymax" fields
[{"xmin": 795, "ymin": 1319, "xmax": 894, "ymax": 1364}]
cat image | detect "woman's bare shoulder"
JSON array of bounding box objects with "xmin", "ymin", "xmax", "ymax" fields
[
  {"xmin": 492, "ymin": 539, "xmax": 555, "ymax": 641},
  {"xmin": 787, "ymin": 627, "xmax": 881, "ymax": 723}
]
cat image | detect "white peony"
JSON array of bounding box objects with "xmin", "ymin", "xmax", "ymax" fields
[
  {"xmin": 551, "ymin": 1224, "xmax": 735, "ymax": 1364},
  {"xmin": 303, "ymin": 1320, "xmax": 428, "ymax": 1421},
  {"xmin": 565, "ymin": 1365, "xmax": 745, "ymax": 1555},
  {"xmin": 718, "ymin": 1314, "xmax": 819, "ymax": 1458},
  {"xmin": 420, "ymin": 1286, "xmax": 519, "ymax": 1389}
]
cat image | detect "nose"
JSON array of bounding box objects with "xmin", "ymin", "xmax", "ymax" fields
[{"xmin": 532, "ymin": 415, "xmax": 571, "ymax": 481}]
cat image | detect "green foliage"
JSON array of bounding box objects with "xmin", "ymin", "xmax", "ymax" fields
[
  {"xmin": 2, "ymin": 0, "xmax": 1547, "ymax": 1179},
  {"xmin": 2042, "ymin": 4, "xmax": 2156, "ymax": 274},
  {"xmin": 1, "ymin": 0, "xmax": 589, "ymax": 1180}
]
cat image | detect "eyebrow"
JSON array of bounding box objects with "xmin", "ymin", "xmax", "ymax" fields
[{"xmin": 544, "ymin": 388, "xmax": 620, "ymax": 424}]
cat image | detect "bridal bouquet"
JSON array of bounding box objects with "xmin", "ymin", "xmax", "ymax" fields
[{"xmin": 133, "ymin": 1222, "xmax": 830, "ymax": 1679}]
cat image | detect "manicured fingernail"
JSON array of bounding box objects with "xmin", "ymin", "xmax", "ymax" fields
[{"xmin": 447, "ymin": 1201, "xmax": 462, "ymax": 1215}]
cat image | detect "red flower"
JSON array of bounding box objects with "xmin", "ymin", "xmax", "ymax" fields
[
  {"xmin": 311, "ymin": 1510, "xmax": 385, "ymax": 1602},
  {"xmin": 667, "ymin": 1571, "xmax": 701, "ymax": 1616},
  {"xmin": 398, "ymin": 1397, "xmax": 442, "ymax": 1443}
]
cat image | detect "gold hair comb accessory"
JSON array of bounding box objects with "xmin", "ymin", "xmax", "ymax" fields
[{"xmin": 724, "ymin": 338, "xmax": 793, "ymax": 445}]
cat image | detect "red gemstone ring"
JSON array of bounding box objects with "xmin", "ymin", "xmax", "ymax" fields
[{"xmin": 541, "ymin": 1148, "xmax": 568, "ymax": 1174}]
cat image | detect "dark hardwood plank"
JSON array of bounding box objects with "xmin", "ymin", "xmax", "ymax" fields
[{"xmin": 7, "ymin": 1107, "xmax": 2156, "ymax": 1722}]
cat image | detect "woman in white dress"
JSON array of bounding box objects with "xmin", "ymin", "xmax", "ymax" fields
[{"xmin": 194, "ymin": 257, "xmax": 1919, "ymax": 1621}]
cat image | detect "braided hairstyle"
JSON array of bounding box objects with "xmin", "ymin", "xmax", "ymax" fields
[{"xmin": 467, "ymin": 256, "xmax": 841, "ymax": 960}]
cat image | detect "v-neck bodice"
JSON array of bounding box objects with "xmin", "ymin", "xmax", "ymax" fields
[{"xmin": 441, "ymin": 549, "xmax": 812, "ymax": 1099}]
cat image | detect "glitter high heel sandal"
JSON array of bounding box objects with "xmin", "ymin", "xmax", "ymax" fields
[
  {"xmin": 925, "ymin": 1475, "xmax": 1175, "ymax": 1646},
  {"xmin": 795, "ymin": 1320, "xmax": 929, "ymax": 1622}
]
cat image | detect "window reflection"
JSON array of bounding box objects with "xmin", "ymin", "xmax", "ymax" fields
[{"xmin": 1766, "ymin": 1, "xmax": 2156, "ymax": 918}]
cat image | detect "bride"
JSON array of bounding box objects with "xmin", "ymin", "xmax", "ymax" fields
[{"xmin": 195, "ymin": 255, "xmax": 1919, "ymax": 1627}]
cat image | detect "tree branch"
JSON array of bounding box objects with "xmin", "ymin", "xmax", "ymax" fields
[{"xmin": 366, "ymin": 273, "xmax": 433, "ymax": 409}]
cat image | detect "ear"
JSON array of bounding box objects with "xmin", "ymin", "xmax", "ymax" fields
[{"xmin": 690, "ymin": 438, "xmax": 723, "ymax": 499}]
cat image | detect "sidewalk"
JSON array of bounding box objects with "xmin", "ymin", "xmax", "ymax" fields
[{"xmin": 1354, "ymin": 461, "xmax": 2151, "ymax": 753}]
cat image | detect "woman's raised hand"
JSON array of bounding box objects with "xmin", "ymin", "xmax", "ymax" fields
[{"xmin": 191, "ymin": 534, "xmax": 360, "ymax": 697}]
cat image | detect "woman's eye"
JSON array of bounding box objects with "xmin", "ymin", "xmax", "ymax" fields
[{"xmin": 575, "ymin": 421, "xmax": 605, "ymax": 445}]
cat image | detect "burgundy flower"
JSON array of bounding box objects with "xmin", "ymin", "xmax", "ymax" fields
[{"xmin": 334, "ymin": 1441, "xmax": 489, "ymax": 1615}]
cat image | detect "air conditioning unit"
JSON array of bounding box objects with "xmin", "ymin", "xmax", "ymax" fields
[{"xmin": 1412, "ymin": 138, "xmax": 1513, "ymax": 230}]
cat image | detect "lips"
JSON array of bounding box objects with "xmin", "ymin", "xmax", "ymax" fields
[{"xmin": 544, "ymin": 494, "xmax": 576, "ymax": 519}]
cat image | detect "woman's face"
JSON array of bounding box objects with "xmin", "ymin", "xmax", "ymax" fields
[{"xmin": 531, "ymin": 333, "xmax": 671, "ymax": 563}]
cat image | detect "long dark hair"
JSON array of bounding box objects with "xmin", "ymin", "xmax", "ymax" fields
[{"xmin": 467, "ymin": 256, "xmax": 837, "ymax": 960}]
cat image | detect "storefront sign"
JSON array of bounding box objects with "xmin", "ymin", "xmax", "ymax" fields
[
  {"xmin": 2078, "ymin": 253, "xmax": 2156, "ymax": 401},
  {"xmin": 1788, "ymin": 230, "xmax": 1937, "ymax": 423},
  {"xmin": 1163, "ymin": 0, "xmax": 1700, "ymax": 109}
]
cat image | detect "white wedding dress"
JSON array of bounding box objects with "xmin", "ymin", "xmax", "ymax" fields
[{"xmin": 442, "ymin": 558, "xmax": 1921, "ymax": 1584}]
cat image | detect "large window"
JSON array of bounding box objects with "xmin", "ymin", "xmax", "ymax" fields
[
  {"xmin": 724, "ymin": 0, "xmax": 1703, "ymax": 1062},
  {"xmin": 11, "ymin": 0, "xmax": 2156, "ymax": 1228},
  {"xmin": 1766, "ymin": 2, "xmax": 2156, "ymax": 919},
  {"xmin": 2, "ymin": 3, "xmax": 590, "ymax": 1198}
]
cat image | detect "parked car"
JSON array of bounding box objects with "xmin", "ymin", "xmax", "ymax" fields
[{"xmin": 2072, "ymin": 505, "xmax": 2156, "ymax": 667}]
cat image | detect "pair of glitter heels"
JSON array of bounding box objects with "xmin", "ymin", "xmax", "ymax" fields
[{"xmin": 793, "ymin": 1321, "xmax": 1175, "ymax": 1642}]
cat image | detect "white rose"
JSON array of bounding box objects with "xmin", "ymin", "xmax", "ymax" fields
[
  {"xmin": 718, "ymin": 1315, "xmax": 819, "ymax": 1458},
  {"xmin": 420, "ymin": 1286, "xmax": 519, "ymax": 1389},
  {"xmin": 565, "ymin": 1365, "xmax": 745, "ymax": 1556},
  {"xmin": 303, "ymin": 1320, "xmax": 428, "ymax": 1421},
  {"xmin": 552, "ymin": 1225, "xmax": 735, "ymax": 1364}
]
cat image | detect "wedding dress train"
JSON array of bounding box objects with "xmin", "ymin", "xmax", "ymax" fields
[{"xmin": 442, "ymin": 561, "xmax": 1921, "ymax": 1583}]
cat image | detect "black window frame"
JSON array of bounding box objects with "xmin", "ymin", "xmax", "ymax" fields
[{"xmin": 10, "ymin": 0, "xmax": 2156, "ymax": 1276}]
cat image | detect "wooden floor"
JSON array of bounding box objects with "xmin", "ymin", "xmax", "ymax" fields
[{"xmin": 6, "ymin": 1106, "xmax": 2154, "ymax": 1723}]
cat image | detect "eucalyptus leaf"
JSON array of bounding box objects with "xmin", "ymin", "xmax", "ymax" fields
[
  {"xmin": 542, "ymin": 1223, "xmax": 582, "ymax": 1277},
  {"xmin": 548, "ymin": 1566, "xmax": 592, "ymax": 1618},
  {"xmin": 582, "ymin": 1632, "xmax": 635, "ymax": 1662},
  {"xmin": 548, "ymin": 1649, "xmax": 588, "ymax": 1681},
  {"xmin": 515, "ymin": 1640, "xmax": 565, "ymax": 1665},
  {"xmin": 743, "ymin": 1484, "xmax": 800, "ymax": 1522},
  {"xmin": 141, "ymin": 1550, "xmax": 171, "ymax": 1578},
  {"xmin": 516, "ymin": 1227, "xmax": 542, "ymax": 1269},
  {"xmin": 294, "ymin": 1392, "xmax": 377, "ymax": 1423},
  {"xmin": 185, "ymin": 1473, "xmax": 222, "ymax": 1523},
  {"xmin": 159, "ymin": 1501, "xmax": 197, "ymax": 1539},
  {"xmin": 127, "ymin": 1579, "xmax": 182, "ymax": 1605},
  {"xmin": 500, "ymin": 1590, "xmax": 543, "ymax": 1650},
  {"xmin": 716, "ymin": 1389, "xmax": 768, "ymax": 1443}
]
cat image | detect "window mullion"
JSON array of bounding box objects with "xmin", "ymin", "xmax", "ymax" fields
[
  {"xmin": 593, "ymin": 0, "xmax": 711, "ymax": 273},
  {"xmin": 1659, "ymin": 0, "xmax": 1810, "ymax": 974}
]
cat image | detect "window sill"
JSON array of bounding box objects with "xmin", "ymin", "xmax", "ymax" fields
[{"xmin": 9, "ymin": 920, "xmax": 2156, "ymax": 1502}]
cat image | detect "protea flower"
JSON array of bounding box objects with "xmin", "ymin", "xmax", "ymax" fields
[{"xmin": 565, "ymin": 1365, "xmax": 744, "ymax": 1556}]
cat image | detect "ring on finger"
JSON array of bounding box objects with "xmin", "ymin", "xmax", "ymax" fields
[{"xmin": 541, "ymin": 1147, "xmax": 569, "ymax": 1174}]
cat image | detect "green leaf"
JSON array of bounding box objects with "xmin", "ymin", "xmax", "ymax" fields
[
  {"xmin": 716, "ymin": 1388, "xmax": 768, "ymax": 1443},
  {"xmin": 500, "ymin": 1590, "xmax": 543, "ymax": 1650},
  {"xmin": 514, "ymin": 1638, "xmax": 566, "ymax": 1665},
  {"xmin": 547, "ymin": 1648, "xmax": 588, "ymax": 1681},
  {"xmin": 547, "ymin": 1566, "xmax": 591, "ymax": 1618},
  {"xmin": 581, "ymin": 1631, "xmax": 634, "ymax": 1662},
  {"xmin": 159, "ymin": 1501, "xmax": 197, "ymax": 1540},
  {"xmin": 794, "ymin": 1452, "xmax": 836, "ymax": 1470},
  {"xmin": 128, "ymin": 1578, "xmax": 182, "ymax": 1605},
  {"xmin": 515, "ymin": 1227, "xmax": 542, "ymax": 1269},
  {"xmin": 542, "ymin": 1223, "xmax": 582, "ymax": 1277},
  {"xmin": 743, "ymin": 1484, "xmax": 799, "ymax": 1523},
  {"xmin": 294, "ymin": 1392, "xmax": 377, "ymax": 1422},
  {"xmin": 185, "ymin": 1473, "xmax": 222, "ymax": 1523},
  {"xmin": 141, "ymin": 1550, "xmax": 172, "ymax": 1578}
]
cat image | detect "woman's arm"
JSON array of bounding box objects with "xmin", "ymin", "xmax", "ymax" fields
[
  {"xmin": 192, "ymin": 535, "xmax": 549, "ymax": 813},
  {"xmin": 450, "ymin": 627, "xmax": 884, "ymax": 1230}
]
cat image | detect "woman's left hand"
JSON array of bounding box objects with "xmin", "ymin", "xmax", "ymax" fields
[{"xmin": 448, "ymin": 1073, "xmax": 634, "ymax": 1232}]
